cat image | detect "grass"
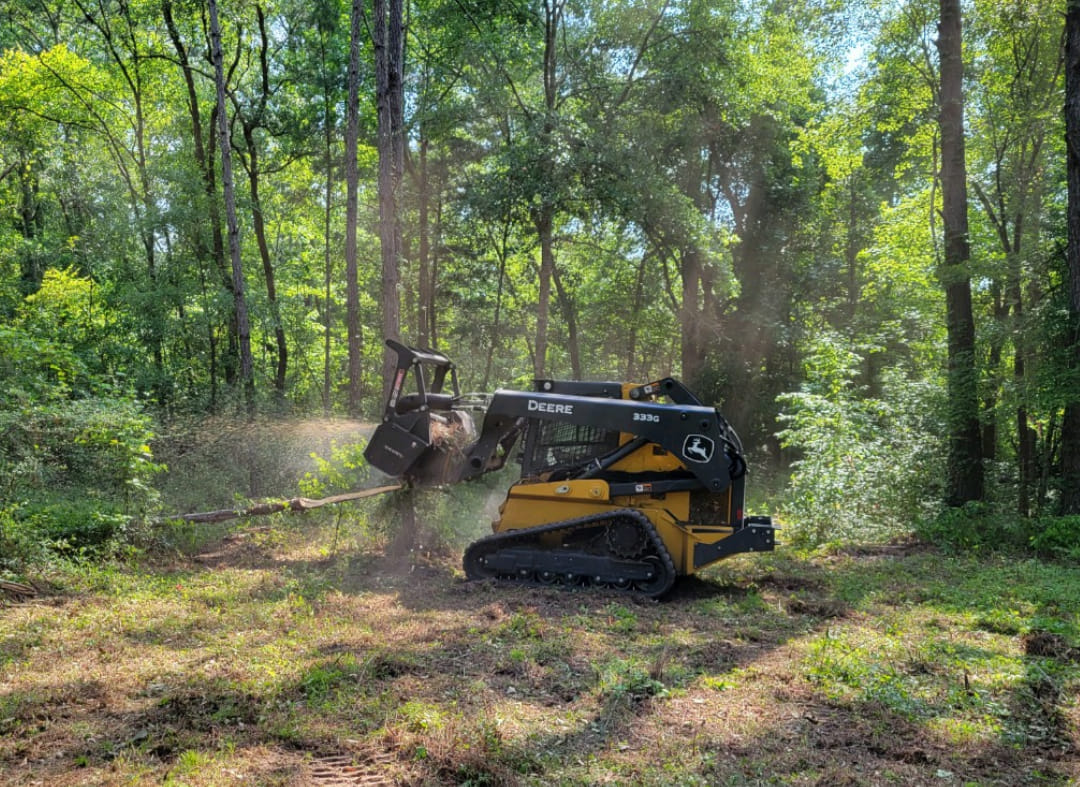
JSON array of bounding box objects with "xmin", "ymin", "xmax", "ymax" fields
[{"xmin": 1, "ymin": 522, "xmax": 1078, "ymax": 786}]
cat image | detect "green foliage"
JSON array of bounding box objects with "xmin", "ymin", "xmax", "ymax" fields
[
  {"xmin": 299, "ymin": 438, "xmax": 371, "ymax": 497},
  {"xmin": 1029, "ymin": 517, "xmax": 1080, "ymax": 562},
  {"xmin": 0, "ymin": 398, "xmax": 162, "ymax": 500},
  {"xmin": 0, "ymin": 396, "xmax": 162, "ymax": 569},
  {"xmin": 777, "ymin": 330, "xmax": 945, "ymax": 545},
  {"xmin": 410, "ymin": 466, "xmax": 518, "ymax": 549},
  {"xmin": 595, "ymin": 657, "xmax": 669, "ymax": 705},
  {"xmin": 0, "ymin": 324, "xmax": 86, "ymax": 406},
  {"xmin": 0, "ymin": 0, "xmax": 1075, "ymax": 558},
  {"xmin": 920, "ymin": 506, "xmax": 1080, "ymax": 562},
  {"xmin": 11, "ymin": 501, "xmax": 132, "ymax": 558},
  {"xmin": 916, "ymin": 502, "xmax": 1029, "ymax": 554}
]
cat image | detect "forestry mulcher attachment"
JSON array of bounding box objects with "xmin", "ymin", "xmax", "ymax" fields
[{"xmin": 364, "ymin": 340, "xmax": 775, "ymax": 598}]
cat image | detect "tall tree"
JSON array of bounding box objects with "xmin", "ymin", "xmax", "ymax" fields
[
  {"xmin": 62, "ymin": 0, "xmax": 171, "ymax": 400},
  {"xmin": 937, "ymin": 0, "xmax": 984, "ymax": 505},
  {"xmin": 344, "ymin": 0, "xmax": 364, "ymax": 415},
  {"xmin": 374, "ymin": 0, "xmax": 405, "ymax": 398},
  {"xmin": 967, "ymin": 0, "xmax": 1061, "ymax": 514},
  {"xmin": 209, "ymin": 0, "xmax": 255, "ymax": 415},
  {"xmin": 529, "ymin": 0, "xmax": 564, "ymax": 379},
  {"xmin": 162, "ymin": 0, "xmax": 233, "ymax": 410},
  {"xmin": 1062, "ymin": 0, "xmax": 1080, "ymax": 514},
  {"xmin": 231, "ymin": 3, "xmax": 289, "ymax": 402}
]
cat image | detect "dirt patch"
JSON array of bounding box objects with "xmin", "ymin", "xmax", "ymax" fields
[
  {"xmin": 190, "ymin": 527, "xmax": 278, "ymax": 569},
  {"xmin": 827, "ymin": 534, "xmax": 932, "ymax": 559}
]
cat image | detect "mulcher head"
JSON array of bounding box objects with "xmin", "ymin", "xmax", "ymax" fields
[{"xmin": 363, "ymin": 340, "xmax": 478, "ymax": 486}]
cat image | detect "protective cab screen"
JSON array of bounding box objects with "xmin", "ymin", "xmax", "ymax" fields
[{"xmin": 523, "ymin": 419, "xmax": 621, "ymax": 475}]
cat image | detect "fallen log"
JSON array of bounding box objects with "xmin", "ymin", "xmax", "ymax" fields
[
  {"xmin": 0, "ymin": 579, "xmax": 38, "ymax": 601},
  {"xmin": 160, "ymin": 483, "xmax": 404, "ymax": 524}
]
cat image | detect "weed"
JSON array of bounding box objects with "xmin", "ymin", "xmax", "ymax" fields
[
  {"xmin": 298, "ymin": 657, "xmax": 358, "ymax": 704},
  {"xmin": 604, "ymin": 603, "xmax": 638, "ymax": 633},
  {"xmin": 595, "ymin": 657, "xmax": 669, "ymax": 705},
  {"xmin": 397, "ymin": 700, "xmax": 447, "ymax": 733},
  {"xmin": 701, "ymin": 675, "xmax": 734, "ymax": 692},
  {"xmin": 501, "ymin": 610, "xmax": 543, "ymax": 640}
]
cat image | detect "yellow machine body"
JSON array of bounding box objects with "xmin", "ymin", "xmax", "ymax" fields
[{"xmin": 493, "ymin": 437, "xmax": 740, "ymax": 577}]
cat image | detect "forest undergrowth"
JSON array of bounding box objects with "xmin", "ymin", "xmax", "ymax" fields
[{"xmin": 1, "ymin": 510, "xmax": 1078, "ymax": 786}]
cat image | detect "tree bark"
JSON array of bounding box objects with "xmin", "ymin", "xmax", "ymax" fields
[
  {"xmin": 483, "ymin": 247, "xmax": 508, "ymax": 392},
  {"xmin": 1061, "ymin": 0, "xmax": 1080, "ymax": 514},
  {"xmin": 344, "ymin": 0, "xmax": 364, "ymax": 415},
  {"xmin": 552, "ymin": 261, "xmax": 581, "ymax": 380},
  {"xmin": 534, "ymin": 209, "xmax": 555, "ymax": 379},
  {"xmin": 937, "ymin": 0, "xmax": 984, "ymax": 505},
  {"xmin": 417, "ymin": 137, "xmax": 433, "ymax": 347},
  {"xmin": 238, "ymin": 7, "xmax": 287, "ymax": 402},
  {"xmin": 161, "ymin": 484, "xmax": 403, "ymax": 524},
  {"xmin": 375, "ymin": 0, "xmax": 404, "ymax": 399},
  {"xmin": 625, "ymin": 254, "xmax": 648, "ymax": 381},
  {"xmin": 321, "ymin": 42, "xmax": 335, "ymax": 415},
  {"xmin": 242, "ymin": 123, "xmax": 288, "ymax": 401},
  {"xmin": 680, "ymin": 245, "xmax": 703, "ymax": 384},
  {"xmin": 209, "ymin": 0, "xmax": 255, "ymax": 416},
  {"xmin": 531, "ymin": 0, "xmax": 563, "ymax": 380},
  {"xmin": 162, "ymin": 0, "xmax": 230, "ymax": 412}
]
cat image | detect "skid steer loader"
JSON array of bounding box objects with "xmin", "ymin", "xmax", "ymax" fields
[{"xmin": 364, "ymin": 340, "xmax": 775, "ymax": 597}]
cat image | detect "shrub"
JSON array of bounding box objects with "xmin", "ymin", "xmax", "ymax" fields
[
  {"xmin": 915, "ymin": 501, "xmax": 1029, "ymax": 554},
  {"xmin": 0, "ymin": 396, "xmax": 162, "ymax": 567},
  {"xmin": 777, "ymin": 333, "xmax": 945, "ymax": 546},
  {"xmin": 13, "ymin": 500, "xmax": 132, "ymax": 557},
  {"xmin": 1029, "ymin": 516, "xmax": 1080, "ymax": 561},
  {"xmin": 916, "ymin": 507, "xmax": 1080, "ymax": 561}
]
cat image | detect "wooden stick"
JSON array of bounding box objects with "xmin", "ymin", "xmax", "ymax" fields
[{"xmin": 159, "ymin": 483, "xmax": 404, "ymax": 524}]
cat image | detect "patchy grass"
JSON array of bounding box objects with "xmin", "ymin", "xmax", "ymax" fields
[{"xmin": 1, "ymin": 526, "xmax": 1078, "ymax": 786}]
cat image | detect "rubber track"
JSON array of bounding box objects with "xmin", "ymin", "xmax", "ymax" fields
[{"xmin": 463, "ymin": 508, "xmax": 677, "ymax": 598}]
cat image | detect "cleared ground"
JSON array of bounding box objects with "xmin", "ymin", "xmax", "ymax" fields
[{"xmin": 1, "ymin": 520, "xmax": 1078, "ymax": 786}]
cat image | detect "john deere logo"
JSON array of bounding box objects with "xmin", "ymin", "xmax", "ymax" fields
[{"xmin": 682, "ymin": 435, "xmax": 715, "ymax": 463}]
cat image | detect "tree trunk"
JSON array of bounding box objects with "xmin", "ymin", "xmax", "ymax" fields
[
  {"xmin": 431, "ymin": 195, "xmax": 443, "ymax": 348},
  {"xmin": 625, "ymin": 254, "xmax": 648, "ymax": 381},
  {"xmin": 534, "ymin": 209, "xmax": 555, "ymax": 379},
  {"xmin": 483, "ymin": 247, "xmax": 507, "ymax": 392},
  {"xmin": 1008, "ymin": 265, "xmax": 1034, "ymax": 517},
  {"xmin": 552, "ymin": 261, "xmax": 581, "ymax": 380},
  {"xmin": 1061, "ymin": 0, "xmax": 1080, "ymax": 514},
  {"xmin": 680, "ymin": 245, "xmax": 703, "ymax": 384},
  {"xmin": 162, "ymin": 484, "xmax": 402, "ymax": 524},
  {"xmin": 375, "ymin": 0, "xmax": 404, "ymax": 399},
  {"xmin": 937, "ymin": 0, "xmax": 984, "ymax": 505},
  {"xmin": 242, "ymin": 124, "xmax": 288, "ymax": 401},
  {"xmin": 322, "ymin": 84, "xmax": 334, "ymax": 415},
  {"xmin": 162, "ymin": 0, "xmax": 230, "ymax": 411},
  {"xmin": 531, "ymin": 0, "xmax": 563, "ymax": 381},
  {"xmin": 344, "ymin": 0, "xmax": 364, "ymax": 415},
  {"xmin": 980, "ymin": 284, "xmax": 1006, "ymax": 462},
  {"xmin": 14, "ymin": 149, "xmax": 44, "ymax": 294},
  {"xmin": 417, "ymin": 138, "xmax": 433, "ymax": 347},
  {"xmin": 209, "ymin": 0, "xmax": 255, "ymax": 416}
]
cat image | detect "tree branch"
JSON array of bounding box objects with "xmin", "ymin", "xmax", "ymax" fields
[{"xmin": 157, "ymin": 483, "xmax": 404, "ymax": 524}]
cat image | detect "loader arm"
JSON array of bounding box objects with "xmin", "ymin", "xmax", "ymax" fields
[{"xmin": 459, "ymin": 389, "xmax": 744, "ymax": 494}]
